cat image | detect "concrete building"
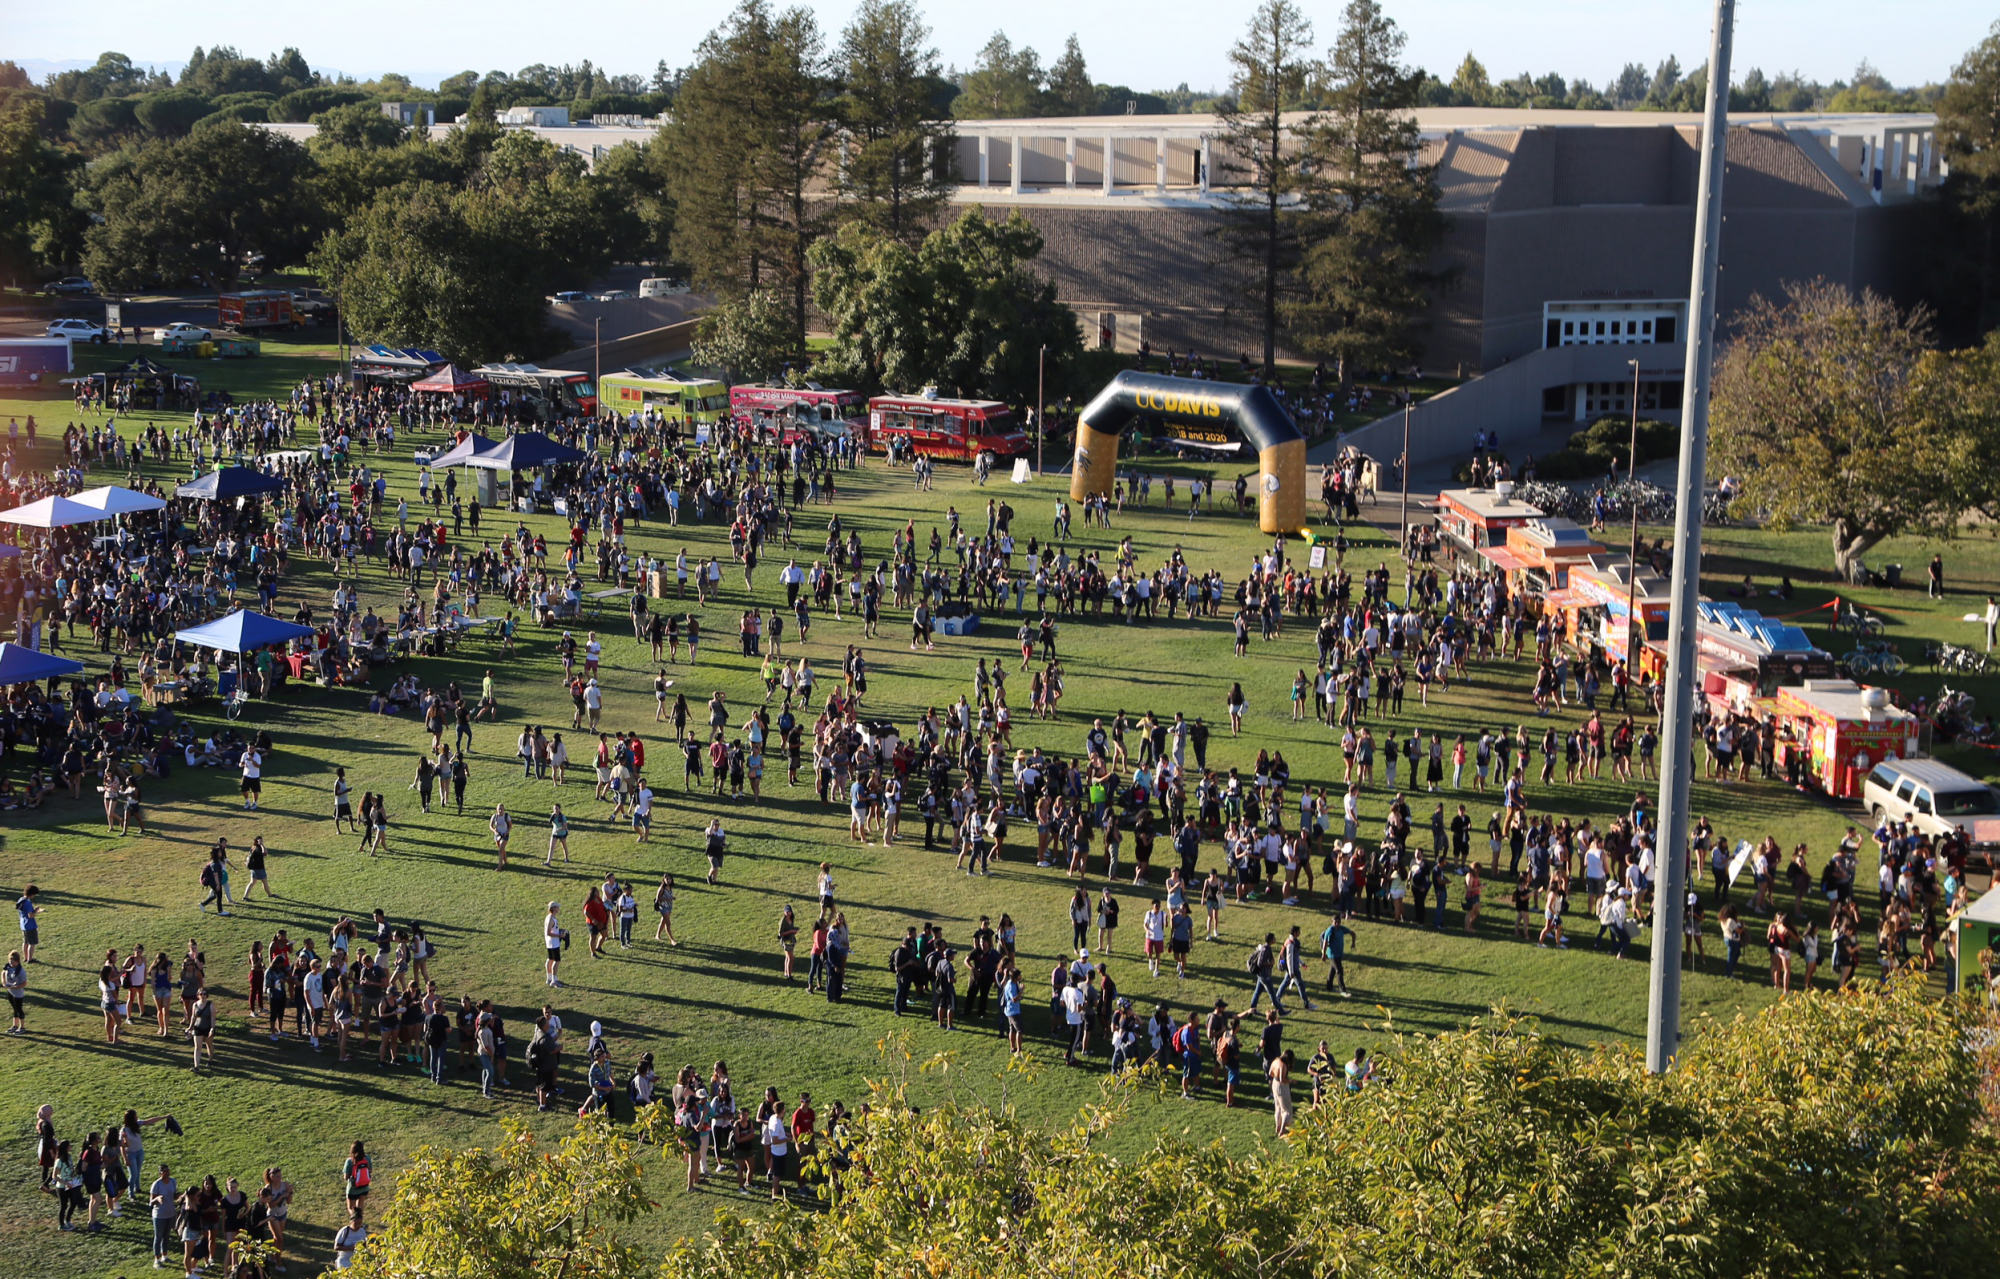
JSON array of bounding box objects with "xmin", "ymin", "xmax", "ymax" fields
[{"xmin": 944, "ymin": 109, "xmax": 1939, "ymax": 367}]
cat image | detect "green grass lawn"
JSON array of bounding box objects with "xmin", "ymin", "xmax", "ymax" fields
[{"xmin": 0, "ymin": 348, "xmax": 1990, "ymax": 1278}]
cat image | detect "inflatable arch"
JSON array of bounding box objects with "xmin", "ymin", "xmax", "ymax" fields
[{"xmin": 1068, "ymin": 371, "xmax": 1307, "ymax": 534}]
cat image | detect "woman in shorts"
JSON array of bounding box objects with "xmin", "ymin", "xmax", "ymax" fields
[{"xmin": 653, "ymin": 875, "xmax": 678, "ymax": 944}]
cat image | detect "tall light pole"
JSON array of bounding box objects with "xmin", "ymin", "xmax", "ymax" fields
[
  {"xmin": 1647, "ymin": 0, "xmax": 1735, "ymax": 1075},
  {"xmin": 1036, "ymin": 344, "xmax": 1047, "ymax": 477},
  {"xmin": 593, "ymin": 316, "xmax": 602, "ymax": 420},
  {"xmin": 1399, "ymin": 394, "xmax": 1413, "ymax": 606},
  {"xmin": 1625, "ymin": 357, "xmax": 1643, "ymax": 672}
]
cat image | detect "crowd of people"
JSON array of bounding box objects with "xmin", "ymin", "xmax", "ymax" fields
[{"xmin": 6, "ymin": 365, "xmax": 1987, "ymax": 1276}]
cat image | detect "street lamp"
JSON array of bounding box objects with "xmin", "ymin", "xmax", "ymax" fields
[
  {"xmin": 1399, "ymin": 389, "xmax": 1413, "ymax": 607},
  {"xmin": 1625, "ymin": 357, "xmax": 1642, "ymax": 675},
  {"xmin": 1036, "ymin": 344, "xmax": 1047, "ymax": 477}
]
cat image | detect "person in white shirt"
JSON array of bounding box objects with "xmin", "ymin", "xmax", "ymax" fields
[
  {"xmin": 303, "ymin": 962, "xmax": 327, "ymax": 1050},
  {"xmin": 544, "ymin": 904, "xmax": 565, "ymax": 988},
  {"xmin": 332, "ymin": 1212, "xmax": 369, "ymax": 1268},
  {"xmin": 632, "ymin": 784, "xmax": 654, "ymax": 844},
  {"xmin": 760, "ymin": 1103, "xmax": 791, "ymax": 1201},
  {"xmin": 1142, "ymin": 903, "xmax": 1167, "ymax": 976}
]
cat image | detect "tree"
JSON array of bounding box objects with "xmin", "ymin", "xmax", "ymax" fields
[
  {"xmin": 692, "ymin": 289, "xmax": 799, "ymax": 382},
  {"xmin": 1612, "ymin": 61, "xmax": 1651, "ymax": 105},
  {"xmin": 810, "ymin": 207, "xmax": 1082, "ymax": 402},
  {"xmin": 0, "ymin": 95, "xmax": 84, "ymax": 280},
  {"xmin": 835, "ymin": 0, "xmax": 955, "ymax": 245},
  {"xmin": 1647, "ymin": 55, "xmax": 1682, "ymax": 106},
  {"xmin": 592, "ymin": 140, "xmax": 674, "ymax": 267},
  {"xmin": 342, "ymin": 1119, "xmax": 655, "ymax": 1279},
  {"xmin": 1447, "ymin": 53, "xmax": 1492, "ymax": 106},
  {"xmin": 1044, "ymin": 36, "xmax": 1096, "ymax": 116},
  {"xmin": 953, "ymin": 33, "xmax": 1043, "ymax": 119},
  {"xmin": 653, "ymin": 983, "xmax": 1999, "ymax": 1279},
  {"xmin": 132, "ymin": 90, "xmax": 211, "ymax": 138},
  {"xmin": 1211, "ymin": 0, "xmax": 1319, "ymax": 378},
  {"xmin": 1286, "ymin": 0, "xmax": 1448, "ymax": 383},
  {"xmin": 1937, "ymin": 21, "xmax": 2000, "ymax": 334},
  {"xmin": 80, "ymin": 125, "xmax": 319, "ymax": 291},
  {"xmin": 1710, "ymin": 280, "xmax": 1968, "ymax": 575},
  {"xmin": 743, "ymin": 5, "xmax": 837, "ymax": 349}
]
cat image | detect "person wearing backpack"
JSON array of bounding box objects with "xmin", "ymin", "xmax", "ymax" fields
[
  {"xmin": 1319, "ymin": 918, "xmax": 1357, "ymax": 997},
  {"xmin": 341, "ymin": 1141, "xmax": 372, "ymax": 1220},
  {"xmin": 1245, "ymin": 933, "xmax": 1286, "ymax": 1016}
]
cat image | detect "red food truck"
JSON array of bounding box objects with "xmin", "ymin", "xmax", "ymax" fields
[
  {"xmin": 866, "ymin": 392, "xmax": 1028, "ymax": 463},
  {"xmin": 217, "ymin": 291, "xmax": 299, "ymax": 332},
  {"xmin": 730, "ymin": 383, "xmax": 867, "ymax": 445}
]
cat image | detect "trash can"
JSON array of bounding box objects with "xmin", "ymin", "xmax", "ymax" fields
[{"xmin": 1885, "ymin": 563, "xmax": 1902, "ymax": 589}]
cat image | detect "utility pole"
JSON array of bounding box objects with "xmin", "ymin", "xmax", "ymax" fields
[
  {"xmin": 1399, "ymin": 395, "xmax": 1412, "ymax": 606},
  {"xmin": 1625, "ymin": 356, "xmax": 1643, "ymax": 672},
  {"xmin": 593, "ymin": 317, "xmax": 602, "ymax": 421},
  {"xmin": 1037, "ymin": 344, "xmax": 1047, "ymax": 477},
  {"xmin": 1647, "ymin": 0, "xmax": 1735, "ymax": 1076}
]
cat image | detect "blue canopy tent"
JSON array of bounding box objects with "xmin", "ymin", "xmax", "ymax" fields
[
  {"xmin": 175, "ymin": 468, "xmax": 286, "ymax": 501},
  {"xmin": 430, "ymin": 433, "xmax": 503, "ymax": 468},
  {"xmin": 463, "ymin": 432, "xmax": 586, "ymax": 471},
  {"xmin": 0, "ymin": 642, "xmax": 83, "ymax": 685},
  {"xmin": 0, "ymin": 545, "xmax": 21, "ymax": 559},
  {"xmin": 174, "ymin": 610, "xmax": 313, "ymax": 654}
]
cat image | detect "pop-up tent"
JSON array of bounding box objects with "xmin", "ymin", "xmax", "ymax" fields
[
  {"xmin": 176, "ymin": 468, "xmax": 286, "ymax": 501},
  {"xmin": 174, "ymin": 610, "xmax": 313, "ymax": 653},
  {"xmin": 412, "ymin": 365, "xmax": 489, "ymax": 394},
  {"xmin": 462, "ymin": 432, "xmax": 586, "ymax": 471},
  {"xmin": 431, "ymin": 433, "xmax": 503, "ymax": 468},
  {"xmin": 0, "ymin": 642, "xmax": 83, "ymax": 684},
  {"xmin": 0, "ymin": 495, "xmax": 106, "ymax": 528},
  {"xmin": 70, "ymin": 485, "xmax": 168, "ymax": 515},
  {"xmin": 0, "ymin": 546, "xmax": 21, "ymax": 559}
]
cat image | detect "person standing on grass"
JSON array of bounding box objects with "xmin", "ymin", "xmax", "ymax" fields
[
  {"xmin": 490, "ymin": 803, "xmax": 512, "ymax": 869},
  {"xmin": 5, "ymin": 949, "xmax": 25, "ymax": 1034},
  {"xmin": 189, "ymin": 987, "xmax": 215, "ymax": 1070},
  {"xmin": 544, "ymin": 903, "xmax": 566, "ymax": 989},
  {"xmin": 547, "ymin": 804, "xmax": 571, "ymax": 865},
  {"xmin": 653, "ymin": 875, "xmax": 679, "ymax": 945},
  {"xmin": 17, "ymin": 884, "xmax": 41, "ymax": 964},
  {"xmin": 342, "ymin": 1141, "xmax": 373, "ymax": 1221},
  {"xmin": 704, "ymin": 818, "xmax": 728, "ymax": 886}
]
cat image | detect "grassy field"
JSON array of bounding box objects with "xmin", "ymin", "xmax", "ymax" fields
[{"xmin": 0, "ymin": 341, "xmax": 1993, "ymax": 1278}]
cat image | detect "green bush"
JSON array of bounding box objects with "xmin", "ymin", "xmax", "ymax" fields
[{"xmin": 1528, "ymin": 416, "xmax": 1679, "ymax": 482}]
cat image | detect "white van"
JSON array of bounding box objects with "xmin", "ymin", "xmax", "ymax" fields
[
  {"xmin": 639, "ymin": 278, "xmax": 691, "ymax": 298},
  {"xmin": 1862, "ymin": 758, "xmax": 2000, "ymax": 861}
]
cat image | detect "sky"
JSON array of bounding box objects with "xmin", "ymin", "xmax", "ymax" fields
[{"xmin": 12, "ymin": 0, "xmax": 1994, "ymax": 94}]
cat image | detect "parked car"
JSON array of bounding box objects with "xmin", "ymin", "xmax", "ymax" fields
[
  {"xmin": 639, "ymin": 277, "xmax": 691, "ymax": 298},
  {"xmin": 547, "ymin": 291, "xmax": 589, "ymax": 304},
  {"xmin": 594, "ymin": 290, "xmax": 636, "ymax": 301},
  {"xmin": 1862, "ymin": 757, "xmax": 2000, "ymax": 868},
  {"xmin": 153, "ymin": 322, "xmax": 212, "ymax": 343},
  {"xmin": 39, "ymin": 277, "xmax": 96, "ymax": 297},
  {"xmin": 45, "ymin": 318, "xmax": 109, "ymax": 343}
]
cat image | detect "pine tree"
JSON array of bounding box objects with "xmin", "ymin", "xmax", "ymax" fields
[
  {"xmin": 745, "ymin": 6, "xmax": 837, "ymax": 349},
  {"xmin": 836, "ymin": 0, "xmax": 955, "ymax": 244},
  {"xmin": 953, "ymin": 32, "xmax": 1043, "ymax": 119},
  {"xmin": 1287, "ymin": 0, "xmax": 1448, "ymax": 383},
  {"xmin": 1044, "ymin": 36, "xmax": 1096, "ymax": 117},
  {"xmin": 1211, "ymin": 0, "xmax": 1319, "ymax": 378}
]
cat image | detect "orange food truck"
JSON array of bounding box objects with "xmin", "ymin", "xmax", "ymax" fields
[
  {"xmin": 1548, "ymin": 553, "xmax": 1672, "ymax": 671},
  {"xmin": 1771, "ymin": 680, "xmax": 1919, "ymax": 800},
  {"xmin": 1434, "ymin": 484, "xmax": 1543, "ymax": 558},
  {"xmin": 1478, "ymin": 517, "xmax": 1604, "ymax": 600}
]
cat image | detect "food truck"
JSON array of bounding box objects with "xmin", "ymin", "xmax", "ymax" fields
[
  {"xmin": 1478, "ymin": 517, "xmax": 1604, "ymax": 599},
  {"xmin": 866, "ymin": 392, "xmax": 1028, "ymax": 463},
  {"xmin": 217, "ymin": 290, "xmax": 299, "ymax": 332},
  {"xmin": 730, "ymin": 382, "xmax": 867, "ymax": 444},
  {"xmin": 599, "ymin": 369, "xmax": 728, "ymax": 430},
  {"xmin": 1771, "ymin": 680, "xmax": 1919, "ymax": 800},
  {"xmin": 474, "ymin": 364, "xmax": 598, "ymax": 420},
  {"xmin": 1680, "ymin": 601, "xmax": 1838, "ymax": 715},
  {"xmin": 1434, "ymin": 484, "xmax": 1544, "ymax": 556},
  {"xmin": 1549, "ymin": 553, "xmax": 1671, "ymax": 670}
]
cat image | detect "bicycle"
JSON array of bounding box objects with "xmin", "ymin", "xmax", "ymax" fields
[
  {"xmin": 224, "ymin": 686, "xmax": 253, "ymax": 721},
  {"xmin": 1833, "ymin": 605, "xmax": 1885, "ymax": 638},
  {"xmin": 1841, "ymin": 640, "xmax": 1905, "ymax": 679},
  {"xmin": 1934, "ymin": 642, "xmax": 1990, "ymax": 675}
]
